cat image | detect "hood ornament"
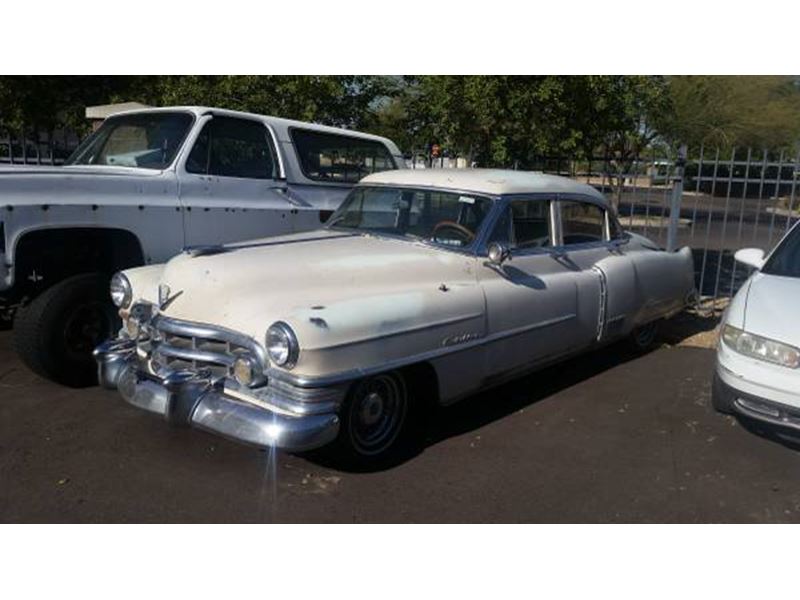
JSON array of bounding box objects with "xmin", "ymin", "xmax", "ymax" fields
[{"xmin": 158, "ymin": 284, "xmax": 182, "ymax": 310}]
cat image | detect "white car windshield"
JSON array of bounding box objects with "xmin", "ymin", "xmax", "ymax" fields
[
  {"xmin": 328, "ymin": 186, "xmax": 493, "ymax": 249},
  {"xmin": 66, "ymin": 111, "xmax": 193, "ymax": 169},
  {"xmin": 763, "ymin": 226, "xmax": 800, "ymax": 278}
]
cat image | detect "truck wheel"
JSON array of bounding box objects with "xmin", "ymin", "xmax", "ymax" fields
[
  {"xmin": 627, "ymin": 320, "xmax": 660, "ymax": 353},
  {"xmin": 13, "ymin": 273, "xmax": 119, "ymax": 387},
  {"xmin": 333, "ymin": 371, "xmax": 416, "ymax": 468}
]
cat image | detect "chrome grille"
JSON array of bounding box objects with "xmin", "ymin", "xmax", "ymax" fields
[{"xmin": 146, "ymin": 314, "xmax": 267, "ymax": 380}]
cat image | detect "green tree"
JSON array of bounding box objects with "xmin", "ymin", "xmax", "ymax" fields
[
  {"xmin": 662, "ymin": 76, "xmax": 800, "ymax": 152},
  {"xmin": 145, "ymin": 75, "xmax": 392, "ymax": 129}
]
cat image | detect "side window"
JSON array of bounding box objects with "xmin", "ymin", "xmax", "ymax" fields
[
  {"xmin": 489, "ymin": 199, "xmax": 552, "ymax": 249},
  {"xmin": 186, "ymin": 117, "xmax": 276, "ymax": 179},
  {"xmin": 291, "ymin": 128, "xmax": 396, "ymax": 183},
  {"xmin": 560, "ymin": 200, "xmax": 606, "ymax": 245}
]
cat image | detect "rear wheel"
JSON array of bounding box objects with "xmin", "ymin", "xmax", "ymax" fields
[
  {"xmin": 627, "ymin": 320, "xmax": 660, "ymax": 353},
  {"xmin": 13, "ymin": 273, "xmax": 119, "ymax": 387}
]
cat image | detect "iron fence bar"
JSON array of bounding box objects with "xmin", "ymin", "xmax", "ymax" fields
[
  {"xmin": 734, "ymin": 148, "xmax": 752, "ymax": 244},
  {"xmin": 751, "ymin": 149, "xmax": 769, "ymax": 243},
  {"xmin": 766, "ymin": 150, "xmax": 785, "ymax": 248},
  {"xmin": 643, "ymin": 149, "xmax": 656, "ymax": 238},
  {"xmin": 689, "ymin": 144, "xmax": 704, "ymax": 240},
  {"xmin": 628, "ymin": 157, "xmax": 639, "ymax": 228},
  {"xmin": 784, "ymin": 152, "xmax": 800, "ymax": 234},
  {"xmin": 729, "ymin": 148, "xmax": 752, "ymax": 298},
  {"xmin": 657, "ymin": 158, "xmax": 672, "ymax": 246},
  {"xmin": 697, "ymin": 147, "xmax": 721, "ymax": 315},
  {"xmin": 711, "ymin": 147, "xmax": 737, "ymax": 305}
]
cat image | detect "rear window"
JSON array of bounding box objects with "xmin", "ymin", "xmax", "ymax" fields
[{"xmin": 291, "ymin": 128, "xmax": 396, "ymax": 183}]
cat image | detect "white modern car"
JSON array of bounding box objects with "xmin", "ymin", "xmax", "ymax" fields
[{"xmin": 713, "ymin": 222, "xmax": 800, "ymax": 428}]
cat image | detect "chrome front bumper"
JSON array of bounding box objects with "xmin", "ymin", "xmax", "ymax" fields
[{"xmin": 94, "ymin": 339, "xmax": 340, "ymax": 452}]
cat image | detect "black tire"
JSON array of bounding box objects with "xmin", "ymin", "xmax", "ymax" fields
[
  {"xmin": 13, "ymin": 273, "xmax": 119, "ymax": 387},
  {"xmin": 711, "ymin": 372, "xmax": 734, "ymax": 415},
  {"xmin": 627, "ymin": 320, "xmax": 660, "ymax": 353},
  {"xmin": 331, "ymin": 370, "xmax": 419, "ymax": 469}
]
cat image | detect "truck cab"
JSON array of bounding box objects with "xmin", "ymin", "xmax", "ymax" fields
[{"xmin": 0, "ymin": 106, "xmax": 402, "ymax": 386}]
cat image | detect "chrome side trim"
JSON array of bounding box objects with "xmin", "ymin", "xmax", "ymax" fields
[
  {"xmin": 308, "ymin": 311, "xmax": 485, "ymax": 351},
  {"xmin": 592, "ymin": 266, "xmax": 608, "ymax": 342},
  {"xmin": 268, "ymin": 312, "xmax": 577, "ymax": 388}
]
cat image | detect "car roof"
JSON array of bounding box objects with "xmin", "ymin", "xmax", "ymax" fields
[
  {"xmin": 102, "ymin": 105, "xmax": 400, "ymax": 149},
  {"xmin": 359, "ymin": 168, "xmax": 608, "ymax": 203}
]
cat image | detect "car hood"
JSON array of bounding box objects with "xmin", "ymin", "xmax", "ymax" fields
[
  {"xmin": 743, "ymin": 272, "xmax": 800, "ymax": 346},
  {"xmin": 155, "ymin": 230, "xmax": 484, "ymax": 352}
]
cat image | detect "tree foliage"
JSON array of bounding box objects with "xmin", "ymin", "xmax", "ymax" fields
[
  {"xmin": 660, "ymin": 76, "xmax": 800, "ymax": 152},
  {"xmin": 1, "ymin": 75, "xmax": 798, "ymax": 165},
  {"xmin": 368, "ymin": 76, "xmax": 670, "ymax": 168}
]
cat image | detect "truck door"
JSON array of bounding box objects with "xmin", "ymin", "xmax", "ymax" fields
[{"xmin": 177, "ymin": 115, "xmax": 301, "ymax": 246}]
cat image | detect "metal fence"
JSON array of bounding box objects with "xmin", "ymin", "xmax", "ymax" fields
[
  {"xmin": 529, "ymin": 149, "xmax": 800, "ymax": 315},
  {"xmin": 0, "ymin": 129, "xmax": 80, "ymax": 166}
]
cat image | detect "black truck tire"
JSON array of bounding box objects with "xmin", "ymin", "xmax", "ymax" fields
[{"xmin": 13, "ymin": 273, "xmax": 119, "ymax": 387}]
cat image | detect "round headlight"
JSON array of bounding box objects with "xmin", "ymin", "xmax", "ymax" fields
[
  {"xmin": 110, "ymin": 272, "xmax": 132, "ymax": 308},
  {"xmin": 266, "ymin": 322, "xmax": 299, "ymax": 368}
]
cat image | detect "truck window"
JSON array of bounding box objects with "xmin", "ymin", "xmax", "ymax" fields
[
  {"xmin": 291, "ymin": 128, "xmax": 396, "ymax": 183},
  {"xmin": 186, "ymin": 117, "xmax": 277, "ymax": 179},
  {"xmin": 66, "ymin": 112, "xmax": 193, "ymax": 169}
]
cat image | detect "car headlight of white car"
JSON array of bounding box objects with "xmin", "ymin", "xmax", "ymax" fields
[
  {"xmin": 722, "ymin": 324, "xmax": 800, "ymax": 369},
  {"xmin": 266, "ymin": 321, "xmax": 299, "ymax": 368},
  {"xmin": 109, "ymin": 272, "xmax": 132, "ymax": 309}
]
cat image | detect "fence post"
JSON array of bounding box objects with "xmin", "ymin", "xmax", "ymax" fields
[{"xmin": 666, "ymin": 144, "xmax": 687, "ymax": 252}]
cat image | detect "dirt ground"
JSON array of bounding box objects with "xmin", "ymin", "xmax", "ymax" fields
[{"xmin": 3, "ymin": 316, "xmax": 800, "ymax": 523}]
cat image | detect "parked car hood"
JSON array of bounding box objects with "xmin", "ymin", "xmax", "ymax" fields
[
  {"xmin": 743, "ymin": 271, "xmax": 800, "ymax": 346},
  {"xmin": 156, "ymin": 229, "xmax": 485, "ymax": 354}
]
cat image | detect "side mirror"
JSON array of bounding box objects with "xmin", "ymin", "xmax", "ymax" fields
[
  {"xmin": 487, "ymin": 242, "xmax": 511, "ymax": 265},
  {"xmin": 734, "ymin": 248, "xmax": 766, "ymax": 270}
]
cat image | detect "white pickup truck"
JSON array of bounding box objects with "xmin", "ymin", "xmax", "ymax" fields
[{"xmin": 0, "ymin": 106, "xmax": 402, "ymax": 386}]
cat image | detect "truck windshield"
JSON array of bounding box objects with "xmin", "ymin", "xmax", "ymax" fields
[
  {"xmin": 327, "ymin": 186, "xmax": 493, "ymax": 249},
  {"xmin": 66, "ymin": 112, "xmax": 193, "ymax": 169},
  {"xmin": 762, "ymin": 225, "xmax": 800, "ymax": 278}
]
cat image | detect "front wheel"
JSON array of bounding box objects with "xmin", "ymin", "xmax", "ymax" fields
[
  {"xmin": 13, "ymin": 273, "xmax": 119, "ymax": 387},
  {"xmin": 333, "ymin": 370, "xmax": 416, "ymax": 468}
]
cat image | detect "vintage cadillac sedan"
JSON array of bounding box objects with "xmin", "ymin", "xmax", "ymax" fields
[{"xmin": 95, "ymin": 169, "xmax": 695, "ymax": 464}]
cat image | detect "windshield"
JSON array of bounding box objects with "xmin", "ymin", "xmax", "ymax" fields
[
  {"xmin": 762, "ymin": 225, "xmax": 800, "ymax": 278},
  {"xmin": 328, "ymin": 186, "xmax": 493, "ymax": 249},
  {"xmin": 66, "ymin": 112, "xmax": 193, "ymax": 169}
]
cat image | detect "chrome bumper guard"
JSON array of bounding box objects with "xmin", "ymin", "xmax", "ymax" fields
[{"xmin": 94, "ymin": 339, "xmax": 340, "ymax": 452}]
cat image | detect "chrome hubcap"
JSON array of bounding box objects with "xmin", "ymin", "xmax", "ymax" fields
[{"xmin": 349, "ymin": 373, "xmax": 407, "ymax": 456}]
